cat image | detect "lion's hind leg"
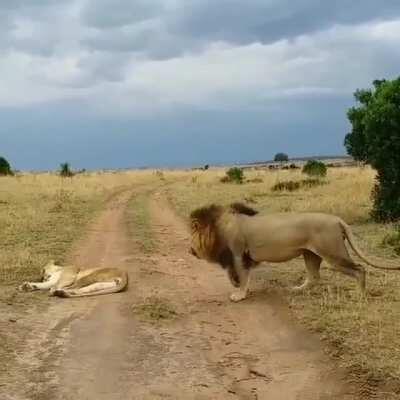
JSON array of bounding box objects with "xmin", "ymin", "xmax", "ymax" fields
[
  {"xmin": 315, "ymin": 246, "xmax": 366, "ymax": 293},
  {"xmin": 292, "ymin": 250, "xmax": 322, "ymax": 292},
  {"xmin": 329, "ymin": 256, "xmax": 366, "ymax": 294},
  {"xmin": 53, "ymin": 278, "xmax": 125, "ymax": 298},
  {"xmin": 311, "ymin": 230, "xmax": 366, "ymax": 294}
]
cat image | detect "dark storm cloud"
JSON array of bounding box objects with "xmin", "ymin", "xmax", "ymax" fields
[
  {"xmin": 1, "ymin": 0, "xmax": 399, "ymax": 170},
  {"xmin": 80, "ymin": 0, "xmax": 400, "ymax": 57},
  {"xmin": 171, "ymin": 0, "xmax": 400, "ymax": 44}
]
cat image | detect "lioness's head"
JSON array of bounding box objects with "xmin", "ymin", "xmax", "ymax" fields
[{"xmin": 42, "ymin": 260, "xmax": 61, "ymax": 281}]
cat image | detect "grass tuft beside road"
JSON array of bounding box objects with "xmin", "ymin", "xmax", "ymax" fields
[
  {"xmin": 125, "ymin": 192, "xmax": 157, "ymax": 254},
  {"xmin": 132, "ymin": 295, "xmax": 178, "ymax": 322}
]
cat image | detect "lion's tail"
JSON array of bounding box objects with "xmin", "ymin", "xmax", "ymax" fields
[{"xmin": 340, "ymin": 221, "xmax": 400, "ymax": 270}]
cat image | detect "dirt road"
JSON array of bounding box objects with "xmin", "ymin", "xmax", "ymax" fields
[{"xmin": 4, "ymin": 189, "xmax": 357, "ymax": 399}]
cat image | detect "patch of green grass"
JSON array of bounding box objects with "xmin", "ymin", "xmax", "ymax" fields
[
  {"xmin": 132, "ymin": 296, "xmax": 177, "ymax": 321},
  {"xmin": 125, "ymin": 193, "xmax": 157, "ymax": 254}
]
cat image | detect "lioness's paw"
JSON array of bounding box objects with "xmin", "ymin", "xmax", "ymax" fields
[
  {"xmin": 230, "ymin": 292, "xmax": 247, "ymax": 302},
  {"xmin": 18, "ymin": 282, "xmax": 35, "ymax": 292}
]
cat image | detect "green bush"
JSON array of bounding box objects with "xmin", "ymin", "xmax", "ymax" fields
[
  {"xmin": 0, "ymin": 156, "xmax": 12, "ymax": 176},
  {"xmin": 344, "ymin": 78, "xmax": 400, "ymax": 221},
  {"xmin": 222, "ymin": 167, "xmax": 244, "ymax": 184},
  {"xmin": 302, "ymin": 160, "xmax": 327, "ymax": 177},
  {"xmin": 59, "ymin": 162, "xmax": 74, "ymax": 178}
]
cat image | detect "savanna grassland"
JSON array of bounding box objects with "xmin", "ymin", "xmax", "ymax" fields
[
  {"xmin": 165, "ymin": 166, "xmax": 400, "ymax": 393},
  {"xmin": 1, "ymin": 166, "xmax": 400, "ymax": 397}
]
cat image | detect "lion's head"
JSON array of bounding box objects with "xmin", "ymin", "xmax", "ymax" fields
[
  {"xmin": 42, "ymin": 260, "xmax": 62, "ymax": 281},
  {"xmin": 189, "ymin": 202, "xmax": 258, "ymax": 287},
  {"xmin": 189, "ymin": 204, "xmax": 224, "ymax": 262}
]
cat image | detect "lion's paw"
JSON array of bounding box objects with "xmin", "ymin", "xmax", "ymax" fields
[
  {"xmin": 18, "ymin": 282, "xmax": 36, "ymax": 292},
  {"xmin": 230, "ymin": 292, "xmax": 247, "ymax": 302}
]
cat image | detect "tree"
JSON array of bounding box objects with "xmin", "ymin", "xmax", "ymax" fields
[
  {"xmin": 59, "ymin": 162, "xmax": 74, "ymax": 177},
  {"xmin": 0, "ymin": 156, "xmax": 12, "ymax": 175},
  {"xmin": 274, "ymin": 153, "xmax": 289, "ymax": 163},
  {"xmin": 344, "ymin": 78, "xmax": 400, "ymax": 221}
]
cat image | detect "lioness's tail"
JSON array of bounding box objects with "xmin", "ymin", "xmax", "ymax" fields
[
  {"xmin": 54, "ymin": 275, "xmax": 128, "ymax": 298},
  {"xmin": 340, "ymin": 221, "xmax": 400, "ymax": 270}
]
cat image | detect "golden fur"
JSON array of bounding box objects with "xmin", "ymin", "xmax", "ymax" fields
[
  {"xmin": 189, "ymin": 203, "xmax": 400, "ymax": 302},
  {"xmin": 19, "ymin": 260, "xmax": 128, "ymax": 298}
]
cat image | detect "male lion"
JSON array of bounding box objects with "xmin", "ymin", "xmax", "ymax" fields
[
  {"xmin": 189, "ymin": 203, "xmax": 400, "ymax": 302},
  {"xmin": 19, "ymin": 260, "xmax": 128, "ymax": 298}
]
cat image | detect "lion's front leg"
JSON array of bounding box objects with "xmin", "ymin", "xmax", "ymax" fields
[
  {"xmin": 19, "ymin": 280, "xmax": 55, "ymax": 292},
  {"xmin": 229, "ymin": 256, "xmax": 250, "ymax": 302},
  {"xmin": 19, "ymin": 271, "xmax": 61, "ymax": 293}
]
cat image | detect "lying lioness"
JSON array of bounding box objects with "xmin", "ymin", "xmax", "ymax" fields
[
  {"xmin": 19, "ymin": 260, "xmax": 128, "ymax": 298},
  {"xmin": 189, "ymin": 203, "xmax": 400, "ymax": 302}
]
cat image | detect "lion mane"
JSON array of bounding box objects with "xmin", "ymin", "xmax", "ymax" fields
[{"xmin": 189, "ymin": 202, "xmax": 258, "ymax": 285}]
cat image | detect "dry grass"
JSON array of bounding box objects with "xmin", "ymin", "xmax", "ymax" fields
[
  {"xmin": 125, "ymin": 192, "xmax": 157, "ymax": 254},
  {"xmin": 0, "ymin": 171, "xmax": 159, "ymax": 290},
  {"xmin": 132, "ymin": 295, "xmax": 178, "ymax": 322},
  {"xmin": 165, "ymin": 166, "xmax": 400, "ymax": 396},
  {"xmin": 166, "ymin": 166, "xmax": 374, "ymax": 223}
]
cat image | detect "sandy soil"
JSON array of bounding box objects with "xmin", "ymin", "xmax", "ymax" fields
[{"xmin": 2, "ymin": 189, "xmax": 359, "ymax": 400}]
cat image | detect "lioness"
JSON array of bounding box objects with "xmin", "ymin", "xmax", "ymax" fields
[
  {"xmin": 189, "ymin": 203, "xmax": 400, "ymax": 302},
  {"xmin": 19, "ymin": 260, "xmax": 128, "ymax": 298}
]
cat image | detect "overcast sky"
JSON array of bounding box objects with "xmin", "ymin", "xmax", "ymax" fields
[{"xmin": 1, "ymin": 1, "xmax": 400, "ymax": 170}]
